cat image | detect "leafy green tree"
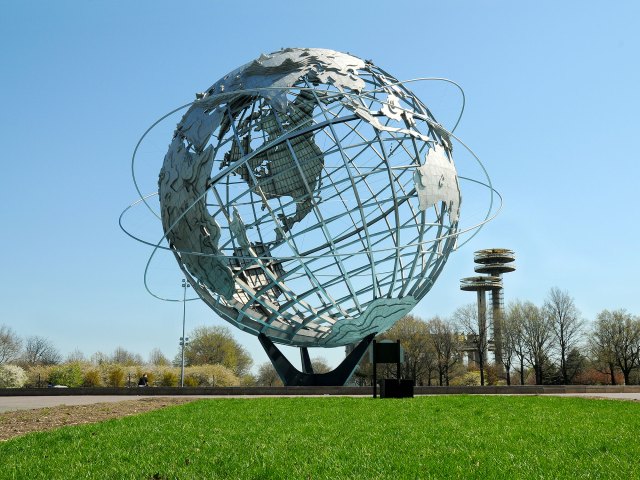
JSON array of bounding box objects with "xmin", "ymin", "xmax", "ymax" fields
[
  {"xmin": 450, "ymin": 370, "xmax": 481, "ymax": 386},
  {"xmin": 379, "ymin": 315, "xmax": 437, "ymax": 385},
  {"xmin": 180, "ymin": 326, "xmax": 252, "ymax": 376},
  {"xmin": 82, "ymin": 368, "xmax": 103, "ymax": 387},
  {"xmin": 157, "ymin": 370, "xmax": 179, "ymax": 387},
  {"xmin": 539, "ymin": 353, "xmax": 563, "ymax": 385}
]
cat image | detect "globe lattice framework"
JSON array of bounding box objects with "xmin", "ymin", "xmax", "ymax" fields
[
  {"xmin": 157, "ymin": 48, "xmax": 462, "ymax": 350},
  {"xmin": 121, "ymin": 48, "xmax": 499, "ymax": 385}
]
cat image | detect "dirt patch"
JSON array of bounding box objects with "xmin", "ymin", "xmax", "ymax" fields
[{"xmin": 0, "ymin": 397, "xmax": 197, "ymax": 441}]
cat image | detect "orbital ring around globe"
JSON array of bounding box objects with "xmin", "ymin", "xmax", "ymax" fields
[
  {"xmin": 128, "ymin": 77, "xmax": 469, "ymax": 222},
  {"xmin": 120, "ymin": 83, "xmax": 499, "ymax": 294},
  {"xmin": 120, "ymin": 50, "xmax": 501, "ymax": 348}
]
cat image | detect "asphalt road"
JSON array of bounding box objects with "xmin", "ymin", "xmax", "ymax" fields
[{"xmin": 1, "ymin": 392, "xmax": 639, "ymax": 413}]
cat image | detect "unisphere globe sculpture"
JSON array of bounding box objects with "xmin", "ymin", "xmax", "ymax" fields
[{"xmin": 122, "ymin": 48, "xmax": 499, "ymax": 385}]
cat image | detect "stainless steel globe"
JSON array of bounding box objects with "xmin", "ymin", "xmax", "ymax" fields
[{"xmin": 157, "ymin": 48, "xmax": 462, "ymax": 348}]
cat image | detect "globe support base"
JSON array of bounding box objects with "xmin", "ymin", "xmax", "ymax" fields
[{"xmin": 258, "ymin": 333, "xmax": 376, "ymax": 386}]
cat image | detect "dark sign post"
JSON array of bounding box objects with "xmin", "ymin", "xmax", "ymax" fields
[{"xmin": 372, "ymin": 340, "xmax": 403, "ymax": 398}]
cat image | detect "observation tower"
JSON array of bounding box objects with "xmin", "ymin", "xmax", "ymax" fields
[{"xmin": 460, "ymin": 249, "xmax": 515, "ymax": 377}]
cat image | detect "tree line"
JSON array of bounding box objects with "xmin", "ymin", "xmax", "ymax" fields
[
  {"xmin": 353, "ymin": 287, "xmax": 640, "ymax": 386},
  {"xmin": 2, "ymin": 287, "xmax": 639, "ymax": 387},
  {"xmin": 0, "ymin": 324, "xmax": 328, "ymax": 388},
  {"xmin": 0, "ymin": 325, "xmax": 256, "ymax": 388}
]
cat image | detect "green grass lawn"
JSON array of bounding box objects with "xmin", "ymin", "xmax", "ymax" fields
[{"xmin": 1, "ymin": 396, "xmax": 639, "ymax": 479}]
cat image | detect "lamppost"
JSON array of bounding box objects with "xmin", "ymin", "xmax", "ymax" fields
[{"xmin": 180, "ymin": 278, "xmax": 190, "ymax": 387}]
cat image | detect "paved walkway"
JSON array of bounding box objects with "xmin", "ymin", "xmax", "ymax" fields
[
  {"xmin": 0, "ymin": 395, "xmax": 208, "ymax": 413},
  {"xmin": 1, "ymin": 392, "xmax": 639, "ymax": 413},
  {"xmin": 550, "ymin": 392, "xmax": 640, "ymax": 401}
]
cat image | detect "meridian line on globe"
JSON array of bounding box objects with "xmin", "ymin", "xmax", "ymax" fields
[{"xmin": 307, "ymin": 84, "xmax": 381, "ymax": 303}]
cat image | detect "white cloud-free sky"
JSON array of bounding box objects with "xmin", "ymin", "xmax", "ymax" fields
[{"xmin": 1, "ymin": 1, "xmax": 639, "ymax": 370}]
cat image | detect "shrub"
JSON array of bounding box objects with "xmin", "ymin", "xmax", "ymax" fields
[
  {"xmin": 107, "ymin": 365, "xmax": 125, "ymax": 387},
  {"xmin": 484, "ymin": 364, "xmax": 500, "ymax": 386},
  {"xmin": 184, "ymin": 364, "xmax": 240, "ymax": 387},
  {"xmin": 83, "ymin": 368, "xmax": 103, "ymax": 387},
  {"xmin": 49, "ymin": 362, "xmax": 84, "ymax": 387},
  {"xmin": 574, "ymin": 367, "xmax": 624, "ymax": 385},
  {"xmin": 157, "ymin": 370, "xmax": 179, "ymax": 387},
  {"xmin": 0, "ymin": 364, "xmax": 27, "ymax": 388},
  {"xmin": 24, "ymin": 365, "xmax": 54, "ymax": 388},
  {"xmin": 240, "ymin": 373, "xmax": 257, "ymax": 386},
  {"xmin": 450, "ymin": 371, "xmax": 481, "ymax": 386}
]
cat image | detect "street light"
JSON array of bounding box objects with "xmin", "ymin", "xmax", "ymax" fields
[{"xmin": 180, "ymin": 278, "xmax": 190, "ymax": 387}]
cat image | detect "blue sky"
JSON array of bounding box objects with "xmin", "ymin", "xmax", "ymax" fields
[{"xmin": 1, "ymin": 1, "xmax": 639, "ymax": 370}]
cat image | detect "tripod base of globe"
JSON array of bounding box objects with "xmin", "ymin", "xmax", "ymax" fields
[{"xmin": 258, "ymin": 333, "xmax": 375, "ymax": 386}]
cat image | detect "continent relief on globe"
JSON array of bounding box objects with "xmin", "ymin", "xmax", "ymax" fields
[
  {"xmin": 414, "ymin": 144, "xmax": 461, "ymax": 223},
  {"xmin": 158, "ymin": 137, "xmax": 235, "ymax": 300},
  {"xmin": 220, "ymin": 89, "xmax": 324, "ymax": 241}
]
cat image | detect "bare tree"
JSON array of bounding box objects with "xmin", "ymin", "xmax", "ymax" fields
[
  {"xmin": 592, "ymin": 310, "xmax": 640, "ymax": 385},
  {"xmin": 0, "ymin": 325, "xmax": 22, "ymax": 364},
  {"xmin": 65, "ymin": 349, "xmax": 86, "ymax": 363},
  {"xmin": 520, "ymin": 302, "xmax": 554, "ymax": 385},
  {"xmin": 90, "ymin": 351, "xmax": 109, "ymax": 365},
  {"xmin": 543, "ymin": 287, "xmax": 584, "ymax": 384},
  {"xmin": 499, "ymin": 309, "xmax": 520, "ymax": 385},
  {"xmin": 111, "ymin": 347, "xmax": 144, "ymax": 366},
  {"xmin": 453, "ymin": 304, "xmax": 489, "ymax": 385},
  {"xmin": 21, "ymin": 335, "xmax": 62, "ymax": 366},
  {"xmin": 427, "ymin": 316, "xmax": 459, "ymax": 386},
  {"xmin": 589, "ymin": 313, "xmax": 619, "ymax": 384},
  {"xmin": 255, "ymin": 362, "xmax": 282, "ymax": 386},
  {"xmin": 310, "ymin": 357, "xmax": 332, "ymax": 374},
  {"xmin": 506, "ymin": 301, "xmax": 528, "ymax": 385},
  {"xmin": 148, "ymin": 348, "xmax": 170, "ymax": 366}
]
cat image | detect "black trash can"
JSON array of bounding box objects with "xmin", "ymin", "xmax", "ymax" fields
[{"xmin": 379, "ymin": 379, "xmax": 414, "ymax": 398}]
